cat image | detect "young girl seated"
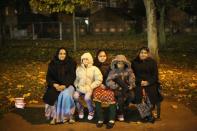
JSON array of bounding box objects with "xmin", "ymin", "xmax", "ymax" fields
[
  {"xmin": 74, "ymin": 52, "xmax": 103, "ymax": 120},
  {"xmin": 106, "ymin": 55, "xmax": 135, "ymax": 122},
  {"xmin": 93, "ymin": 50, "xmax": 116, "ymax": 129}
]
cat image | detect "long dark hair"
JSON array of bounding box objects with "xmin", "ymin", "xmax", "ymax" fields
[
  {"xmin": 52, "ymin": 47, "xmax": 70, "ymax": 64},
  {"xmin": 94, "ymin": 50, "xmax": 109, "ymax": 67},
  {"xmin": 135, "ymin": 46, "xmax": 150, "ymax": 60}
]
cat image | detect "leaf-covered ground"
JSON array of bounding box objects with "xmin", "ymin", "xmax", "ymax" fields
[{"xmin": 0, "ymin": 34, "xmax": 196, "ymax": 116}]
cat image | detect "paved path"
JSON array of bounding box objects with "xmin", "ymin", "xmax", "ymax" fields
[{"xmin": 0, "ymin": 100, "xmax": 197, "ymax": 131}]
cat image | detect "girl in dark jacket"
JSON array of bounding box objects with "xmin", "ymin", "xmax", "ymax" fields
[
  {"xmin": 93, "ymin": 50, "xmax": 116, "ymax": 129},
  {"xmin": 43, "ymin": 47, "xmax": 77, "ymax": 124},
  {"xmin": 131, "ymin": 47, "xmax": 163, "ymax": 123}
]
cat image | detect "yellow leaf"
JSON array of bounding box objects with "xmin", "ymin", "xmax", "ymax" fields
[
  {"xmin": 9, "ymin": 97, "xmax": 15, "ymax": 103},
  {"xmin": 39, "ymin": 71, "xmax": 45, "ymax": 74},
  {"xmin": 188, "ymin": 94, "xmax": 192, "ymax": 98},
  {"xmin": 189, "ymin": 83, "xmax": 197, "ymax": 88},
  {"xmin": 6, "ymin": 95, "xmax": 12, "ymax": 99},
  {"xmin": 23, "ymin": 93, "xmax": 31, "ymax": 98},
  {"xmin": 31, "ymin": 76, "xmax": 37, "ymax": 80},
  {"xmin": 38, "ymin": 78, "xmax": 46, "ymax": 85},
  {"xmin": 167, "ymin": 70, "xmax": 173, "ymax": 74},
  {"xmin": 26, "ymin": 74, "xmax": 31, "ymax": 77},
  {"xmin": 171, "ymin": 104, "xmax": 178, "ymax": 109},
  {"xmin": 192, "ymin": 77, "xmax": 197, "ymax": 81},
  {"xmin": 17, "ymin": 84, "xmax": 24, "ymax": 89},
  {"xmin": 39, "ymin": 78, "xmax": 45, "ymax": 82},
  {"xmin": 29, "ymin": 100, "xmax": 38, "ymax": 104},
  {"xmin": 177, "ymin": 72, "xmax": 182, "ymax": 75},
  {"xmin": 135, "ymin": 121, "xmax": 142, "ymax": 124},
  {"xmin": 178, "ymin": 88, "xmax": 188, "ymax": 92}
]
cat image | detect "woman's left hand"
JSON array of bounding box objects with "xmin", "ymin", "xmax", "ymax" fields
[{"xmin": 141, "ymin": 81, "xmax": 149, "ymax": 86}]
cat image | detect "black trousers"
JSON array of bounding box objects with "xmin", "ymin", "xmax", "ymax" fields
[
  {"xmin": 114, "ymin": 89, "xmax": 135, "ymax": 115},
  {"xmin": 95, "ymin": 101, "xmax": 116, "ymax": 121}
]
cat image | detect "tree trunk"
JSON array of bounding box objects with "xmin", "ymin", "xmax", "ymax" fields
[
  {"xmin": 159, "ymin": 6, "xmax": 166, "ymax": 48},
  {"xmin": 0, "ymin": 7, "xmax": 5, "ymax": 47},
  {"xmin": 72, "ymin": 12, "xmax": 77, "ymax": 52},
  {"xmin": 143, "ymin": 0, "xmax": 159, "ymax": 61},
  {"xmin": 59, "ymin": 22, "xmax": 62, "ymax": 40}
]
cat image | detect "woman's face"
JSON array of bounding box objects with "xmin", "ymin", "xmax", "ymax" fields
[
  {"xmin": 98, "ymin": 51, "xmax": 107, "ymax": 63},
  {"xmin": 58, "ymin": 49, "xmax": 66, "ymax": 61},
  {"xmin": 82, "ymin": 58, "xmax": 89, "ymax": 66},
  {"xmin": 117, "ymin": 61, "xmax": 125, "ymax": 70},
  {"xmin": 139, "ymin": 49, "xmax": 149, "ymax": 60}
]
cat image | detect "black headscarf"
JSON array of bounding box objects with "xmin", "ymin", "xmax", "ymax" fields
[
  {"xmin": 51, "ymin": 47, "xmax": 70, "ymax": 64},
  {"xmin": 94, "ymin": 50, "xmax": 111, "ymax": 85},
  {"xmin": 43, "ymin": 47, "xmax": 77, "ymax": 105},
  {"xmin": 50, "ymin": 47, "xmax": 75, "ymax": 80}
]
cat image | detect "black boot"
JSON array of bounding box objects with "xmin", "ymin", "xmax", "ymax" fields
[
  {"xmin": 96, "ymin": 121, "xmax": 103, "ymax": 128},
  {"xmin": 106, "ymin": 121, "xmax": 115, "ymax": 129},
  {"xmin": 146, "ymin": 115, "xmax": 155, "ymax": 123}
]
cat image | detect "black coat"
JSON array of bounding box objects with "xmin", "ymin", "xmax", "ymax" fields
[
  {"xmin": 131, "ymin": 57, "xmax": 162, "ymax": 104},
  {"xmin": 94, "ymin": 59, "xmax": 111, "ymax": 86},
  {"xmin": 43, "ymin": 56, "xmax": 77, "ymax": 106}
]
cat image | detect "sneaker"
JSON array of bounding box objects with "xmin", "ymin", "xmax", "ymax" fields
[
  {"xmin": 118, "ymin": 115, "xmax": 124, "ymax": 122},
  {"xmin": 96, "ymin": 121, "xmax": 103, "ymax": 128},
  {"xmin": 50, "ymin": 118, "xmax": 56, "ymax": 125},
  {"xmin": 62, "ymin": 118, "xmax": 69, "ymax": 123},
  {"xmin": 69, "ymin": 119, "xmax": 75, "ymax": 124},
  {"xmin": 79, "ymin": 111, "xmax": 84, "ymax": 119},
  {"xmin": 69, "ymin": 116, "xmax": 75, "ymax": 124},
  {"xmin": 87, "ymin": 112, "xmax": 94, "ymax": 120},
  {"xmin": 106, "ymin": 120, "xmax": 115, "ymax": 129}
]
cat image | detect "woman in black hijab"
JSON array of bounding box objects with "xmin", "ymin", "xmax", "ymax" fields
[
  {"xmin": 43, "ymin": 47, "xmax": 77, "ymax": 124},
  {"xmin": 131, "ymin": 47, "xmax": 163, "ymax": 123}
]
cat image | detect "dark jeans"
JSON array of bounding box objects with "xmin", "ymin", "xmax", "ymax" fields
[{"xmin": 95, "ymin": 101, "xmax": 116, "ymax": 121}]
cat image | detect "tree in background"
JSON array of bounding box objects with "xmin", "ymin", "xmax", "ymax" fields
[
  {"xmin": 0, "ymin": 0, "xmax": 5, "ymax": 46},
  {"xmin": 0, "ymin": 0, "xmax": 12, "ymax": 47},
  {"xmin": 29, "ymin": 0, "xmax": 91, "ymax": 52},
  {"xmin": 155, "ymin": 0, "xmax": 191, "ymax": 48},
  {"xmin": 155, "ymin": 0, "xmax": 169, "ymax": 49},
  {"xmin": 143, "ymin": 0, "xmax": 193, "ymax": 60},
  {"xmin": 143, "ymin": 0, "xmax": 159, "ymax": 61}
]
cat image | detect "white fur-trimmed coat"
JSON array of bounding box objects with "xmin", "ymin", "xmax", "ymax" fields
[{"xmin": 74, "ymin": 52, "xmax": 103, "ymax": 94}]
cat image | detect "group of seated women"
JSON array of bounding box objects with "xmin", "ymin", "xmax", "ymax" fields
[{"xmin": 43, "ymin": 47, "xmax": 163, "ymax": 129}]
